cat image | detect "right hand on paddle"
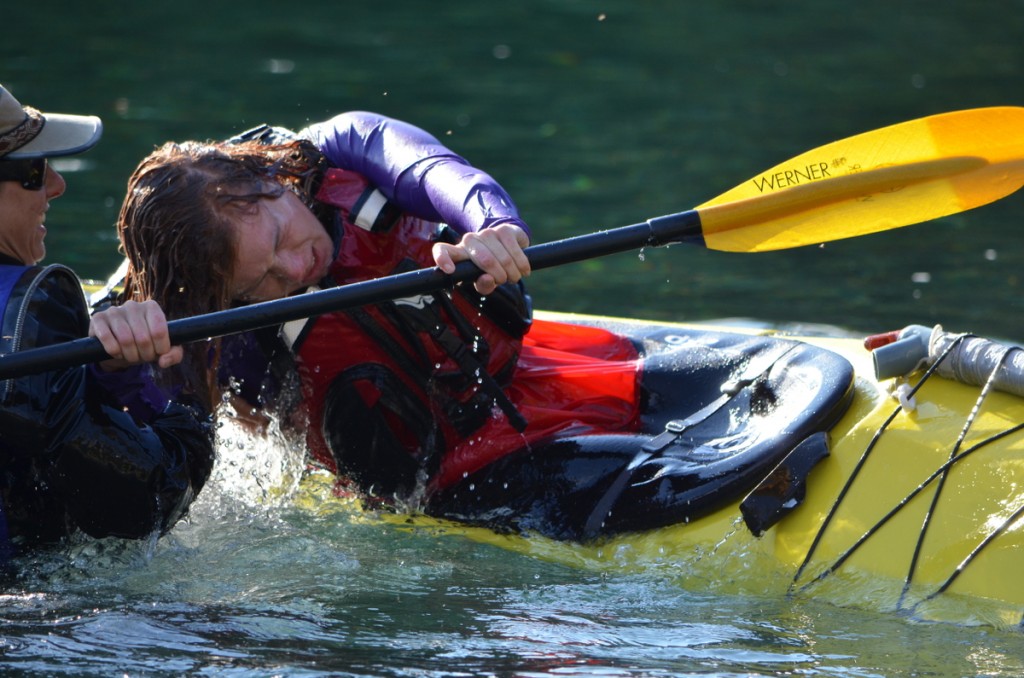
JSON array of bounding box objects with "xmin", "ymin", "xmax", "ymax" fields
[
  {"xmin": 89, "ymin": 300, "xmax": 184, "ymax": 370},
  {"xmin": 432, "ymin": 222, "xmax": 531, "ymax": 296}
]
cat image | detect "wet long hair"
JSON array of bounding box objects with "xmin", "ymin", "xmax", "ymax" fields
[{"xmin": 116, "ymin": 137, "xmax": 326, "ymax": 409}]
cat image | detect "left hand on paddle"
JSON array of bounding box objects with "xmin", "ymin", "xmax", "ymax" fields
[
  {"xmin": 89, "ymin": 300, "xmax": 184, "ymax": 371},
  {"xmin": 432, "ymin": 222, "xmax": 531, "ymax": 295}
]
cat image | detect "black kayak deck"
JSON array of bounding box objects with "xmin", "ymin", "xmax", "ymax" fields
[{"xmin": 430, "ymin": 321, "xmax": 856, "ymax": 541}]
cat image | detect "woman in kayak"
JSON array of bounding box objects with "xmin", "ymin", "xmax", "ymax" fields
[
  {"xmin": 0, "ymin": 84, "xmax": 215, "ymax": 557},
  {"xmin": 113, "ymin": 112, "xmax": 659, "ymax": 537},
  {"xmin": 115, "ymin": 112, "xmax": 843, "ymax": 541}
]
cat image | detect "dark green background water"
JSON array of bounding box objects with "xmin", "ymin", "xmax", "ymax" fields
[
  {"xmin": 6, "ymin": 0, "xmax": 1024, "ymax": 339},
  {"xmin": 5, "ymin": 3, "xmax": 1024, "ymax": 675}
]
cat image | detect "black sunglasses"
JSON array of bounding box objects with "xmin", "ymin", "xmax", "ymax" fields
[{"xmin": 0, "ymin": 157, "xmax": 48, "ymax": 191}]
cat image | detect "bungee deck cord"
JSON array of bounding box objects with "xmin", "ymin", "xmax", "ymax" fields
[{"xmin": 790, "ymin": 333, "xmax": 1024, "ymax": 618}]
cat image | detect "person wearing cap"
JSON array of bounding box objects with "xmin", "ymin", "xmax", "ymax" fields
[{"xmin": 0, "ymin": 84, "xmax": 214, "ymax": 558}]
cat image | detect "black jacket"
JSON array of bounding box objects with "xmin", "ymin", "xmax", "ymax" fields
[{"xmin": 0, "ymin": 258, "xmax": 214, "ymax": 551}]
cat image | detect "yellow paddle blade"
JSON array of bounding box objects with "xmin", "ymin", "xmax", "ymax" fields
[{"xmin": 696, "ymin": 107, "xmax": 1024, "ymax": 252}]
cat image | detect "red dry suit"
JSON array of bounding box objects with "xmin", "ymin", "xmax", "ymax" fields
[{"xmin": 287, "ymin": 168, "xmax": 641, "ymax": 498}]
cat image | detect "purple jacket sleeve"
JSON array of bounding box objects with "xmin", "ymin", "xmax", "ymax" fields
[
  {"xmin": 87, "ymin": 363, "xmax": 173, "ymax": 423},
  {"xmin": 301, "ymin": 112, "xmax": 530, "ymax": 239}
]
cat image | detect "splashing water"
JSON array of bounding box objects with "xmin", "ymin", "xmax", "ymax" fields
[{"xmin": 210, "ymin": 405, "xmax": 308, "ymax": 511}]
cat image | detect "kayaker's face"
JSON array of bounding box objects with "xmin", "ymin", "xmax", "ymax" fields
[
  {"xmin": 0, "ymin": 161, "xmax": 66, "ymax": 265},
  {"xmin": 229, "ymin": 190, "xmax": 333, "ymax": 302}
]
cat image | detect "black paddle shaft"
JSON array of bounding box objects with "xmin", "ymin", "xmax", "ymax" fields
[{"xmin": 0, "ymin": 211, "xmax": 703, "ymax": 380}]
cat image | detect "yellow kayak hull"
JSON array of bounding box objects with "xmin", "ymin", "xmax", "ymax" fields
[{"xmin": 295, "ymin": 311, "xmax": 1024, "ymax": 628}]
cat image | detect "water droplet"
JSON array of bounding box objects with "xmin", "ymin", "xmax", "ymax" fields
[{"xmin": 264, "ymin": 58, "xmax": 295, "ymax": 74}]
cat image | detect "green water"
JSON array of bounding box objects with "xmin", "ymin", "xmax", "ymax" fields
[{"xmin": 4, "ymin": 1, "xmax": 1024, "ymax": 675}]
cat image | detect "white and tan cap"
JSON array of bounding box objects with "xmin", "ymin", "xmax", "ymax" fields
[{"xmin": 0, "ymin": 83, "xmax": 102, "ymax": 160}]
